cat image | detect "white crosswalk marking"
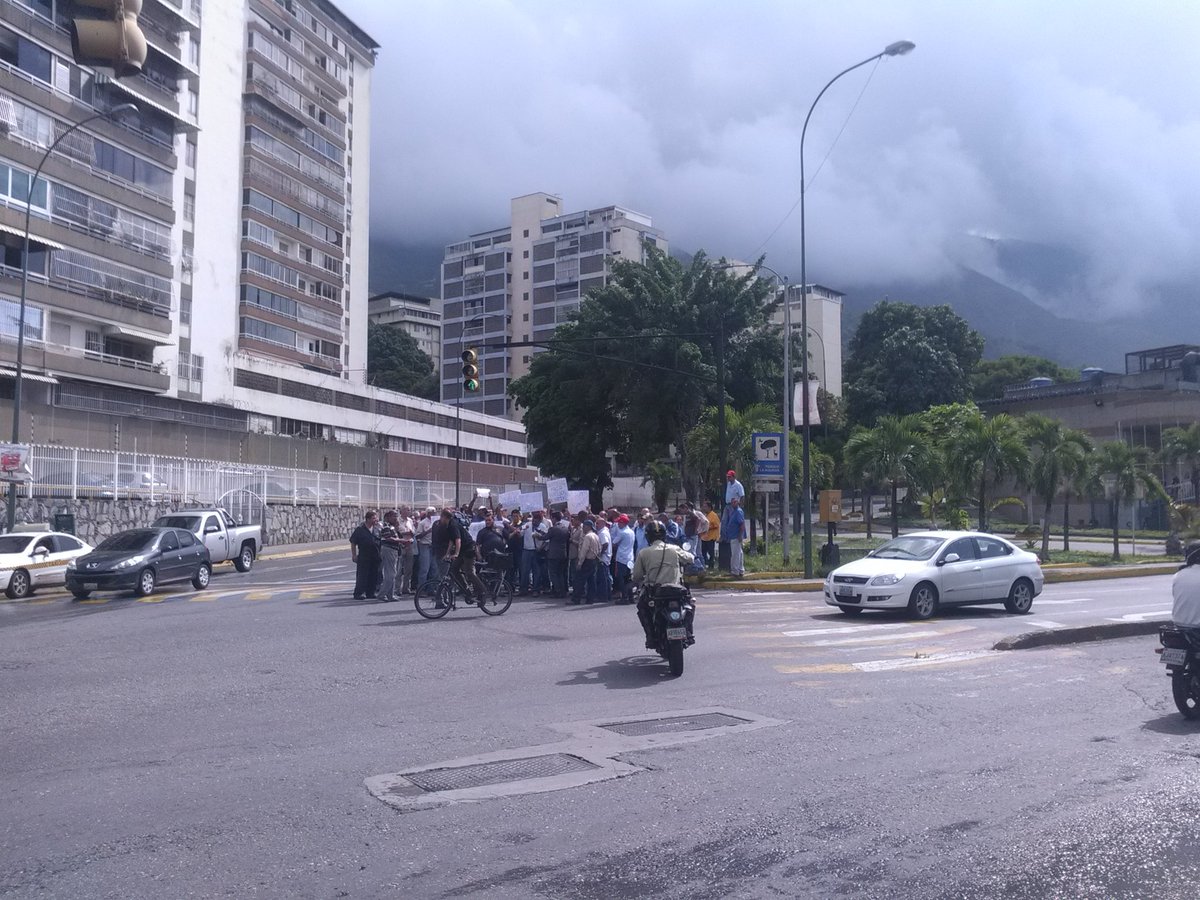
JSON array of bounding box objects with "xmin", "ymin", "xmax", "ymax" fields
[
  {"xmin": 1026, "ymin": 620, "xmax": 1065, "ymax": 629},
  {"xmin": 1106, "ymin": 610, "xmax": 1171, "ymax": 622},
  {"xmin": 853, "ymin": 650, "xmax": 1001, "ymax": 672},
  {"xmin": 781, "ymin": 622, "xmax": 918, "ymax": 638},
  {"xmin": 1036, "ymin": 598, "xmax": 1091, "ymax": 605},
  {"xmin": 807, "ymin": 629, "xmax": 942, "ymax": 647}
]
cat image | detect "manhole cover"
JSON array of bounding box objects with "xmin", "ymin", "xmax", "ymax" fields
[
  {"xmin": 598, "ymin": 713, "xmax": 751, "ymax": 737},
  {"xmin": 402, "ymin": 754, "xmax": 600, "ymax": 793}
]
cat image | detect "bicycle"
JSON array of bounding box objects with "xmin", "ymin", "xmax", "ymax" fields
[{"xmin": 414, "ymin": 557, "xmax": 513, "ymax": 619}]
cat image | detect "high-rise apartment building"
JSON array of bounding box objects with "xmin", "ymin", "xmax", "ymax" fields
[
  {"xmin": 440, "ymin": 192, "xmax": 667, "ymax": 418},
  {"xmin": 0, "ymin": 0, "xmax": 532, "ymax": 491},
  {"xmin": 368, "ymin": 290, "xmax": 442, "ymax": 371},
  {"xmin": 771, "ymin": 283, "xmax": 843, "ymax": 397}
]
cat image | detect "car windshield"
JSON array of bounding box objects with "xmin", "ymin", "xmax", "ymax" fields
[
  {"xmin": 97, "ymin": 531, "xmax": 158, "ymax": 553},
  {"xmin": 156, "ymin": 516, "xmax": 200, "ymax": 530},
  {"xmin": 870, "ymin": 536, "xmax": 945, "ymax": 560},
  {"xmin": 0, "ymin": 536, "xmax": 33, "ymax": 554}
]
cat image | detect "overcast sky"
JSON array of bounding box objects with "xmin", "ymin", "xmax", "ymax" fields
[{"xmin": 342, "ymin": 1, "xmax": 1200, "ymax": 316}]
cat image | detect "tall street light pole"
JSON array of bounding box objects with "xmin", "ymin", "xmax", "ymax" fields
[
  {"xmin": 798, "ymin": 40, "xmax": 914, "ymax": 577},
  {"xmin": 5, "ymin": 103, "xmax": 138, "ymax": 533}
]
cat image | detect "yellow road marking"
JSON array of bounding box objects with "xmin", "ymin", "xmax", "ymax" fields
[
  {"xmin": 77, "ymin": 598, "xmax": 110, "ymax": 605},
  {"xmin": 137, "ymin": 596, "xmax": 166, "ymax": 603},
  {"xmin": 244, "ymin": 591, "xmax": 276, "ymax": 601},
  {"xmin": 298, "ymin": 590, "xmax": 329, "ymax": 600}
]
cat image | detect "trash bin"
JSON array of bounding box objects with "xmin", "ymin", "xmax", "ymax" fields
[{"xmin": 53, "ymin": 513, "xmax": 75, "ymax": 535}]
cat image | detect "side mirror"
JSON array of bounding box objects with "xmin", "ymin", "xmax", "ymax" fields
[
  {"xmin": 32, "ymin": 547, "xmax": 49, "ymax": 558},
  {"xmin": 204, "ymin": 524, "xmax": 220, "ymax": 534},
  {"xmin": 940, "ymin": 552, "xmax": 960, "ymax": 565}
]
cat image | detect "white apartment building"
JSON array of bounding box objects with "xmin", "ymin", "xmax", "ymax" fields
[
  {"xmin": 440, "ymin": 192, "xmax": 667, "ymax": 418},
  {"xmin": 0, "ymin": 0, "xmax": 531, "ymax": 490},
  {"xmin": 368, "ymin": 290, "xmax": 441, "ymax": 370},
  {"xmin": 771, "ymin": 283, "xmax": 844, "ymax": 397}
]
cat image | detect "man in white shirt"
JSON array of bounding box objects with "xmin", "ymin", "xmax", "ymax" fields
[
  {"xmin": 519, "ymin": 510, "xmax": 549, "ymax": 595},
  {"xmin": 725, "ymin": 469, "xmax": 745, "ymax": 506},
  {"xmin": 594, "ymin": 515, "xmax": 613, "ymax": 602},
  {"xmin": 1172, "ymin": 541, "xmax": 1200, "ymax": 629},
  {"xmin": 413, "ymin": 507, "xmax": 436, "ymax": 593},
  {"xmin": 396, "ymin": 506, "xmax": 415, "ymax": 594},
  {"xmin": 611, "ymin": 514, "xmax": 636, "ymax": 603}
]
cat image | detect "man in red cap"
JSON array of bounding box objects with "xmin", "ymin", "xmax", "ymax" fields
[
  {"xmin": 610, "ymin": 512, "xmax": 636, "ymax": 603},
  {"xmin": 725, "ymin": 469, "xmax": 745, "ymax": 507}
]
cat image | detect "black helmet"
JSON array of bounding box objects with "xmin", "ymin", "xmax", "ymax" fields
[
  {"xmin": 1187, "ymin": 540, "xmax": 1200, "ymax": 567},
  {"xmin": 644, "ymin": 520, "xmax": 664, "ymax": 544}
]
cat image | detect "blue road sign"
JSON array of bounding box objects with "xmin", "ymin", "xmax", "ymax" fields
[{"xmin": 752, "ymin": 432, "xmax": 784, "ymax": 478}]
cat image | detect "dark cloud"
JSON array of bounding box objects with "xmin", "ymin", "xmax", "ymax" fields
[{"xmin": 345, "ymin": 0, "xmax": 1200, "ymax": 315}]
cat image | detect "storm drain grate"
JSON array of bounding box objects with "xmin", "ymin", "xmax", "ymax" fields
[
  {"xmin": 401, "ymin": 754, "xmax": 600, "ymax": 793},
  {"xmin": 598, "ymin": 712, "xmax": 751, "ymax": 737}
]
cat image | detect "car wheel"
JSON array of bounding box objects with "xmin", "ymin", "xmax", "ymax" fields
[
  {"xmin": 1004, "ymin": 578, "xmax": 1035, "ymax": 614},
  {"xmin": 135, "ymin": 567, "xmax": 157, "ymax": 597},
  {"xmin": 838, "ymin": 605, "xmax": 864, "ymax": 616},
  {"xmin": 907, "ymin": 582, "xmax": 940, "ymax": 620},
  {"xmin": 192, "ymin": 563, "xmax": 212, "ymax": 591},
  {"xmin": 5, "ymin": 569, "xmax": 31, "ymax": 600},
  {"xmin": 234, "ymin": 544, "xmax": 255, "ymax": 573}
]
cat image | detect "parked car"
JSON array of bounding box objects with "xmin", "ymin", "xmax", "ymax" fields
[
  {"xmin": 109, "ymin": 471, "xmax": 173, "ymax": 499},
  {"xmin": 824, "ymin": 531, "xmax": 1045, "ymax": 620},
  {"xmin": 65, "ymin": 528, "xmax": 211, "ymax": 599},
  {"xmin": 152, "ymin": 509, "xmax": 263, "ymax": 572},
  {"xmin": 31, "ymin": 470, "xmax": 112, "ymax": 498},
  {"xmin": 0, "ymin": 530, "xmax": 93, "ymax": 599}
]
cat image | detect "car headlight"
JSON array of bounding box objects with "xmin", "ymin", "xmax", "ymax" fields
[
  {"xmin": 114, "ymin": 555, "xmax": 147, "ymax": 570},
  {"xmin": 870, "ymin": 573, "xmax": 905, "ymax": 586},
  {"xmin": 66, "ymin": 560, "xmax": 77, "ymax": 572}
]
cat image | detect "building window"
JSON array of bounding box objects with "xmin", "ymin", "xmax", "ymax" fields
[
  {"xmin": 84, "ymin": 330, "xmax": 102, "ymax": 354},
  {"xmin": 0, "ymin": 297, "xmax": 42, "ymax": 341},
  {"xmin": 183, "ymin": 192, "xmax": 195, "ymax": 222}
]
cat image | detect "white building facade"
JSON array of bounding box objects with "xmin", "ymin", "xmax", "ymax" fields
[{"xmin": 368, "ymin": 291, "xmax": 442, "ymax": 370}]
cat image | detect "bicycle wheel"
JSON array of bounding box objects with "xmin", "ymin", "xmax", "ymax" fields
[
  {"xmin": 478, "ymin": 575, "xmax": 513, "ymax": 616},
  {"xmin": 414, "ymin": 580, "xmax": 453, "ymax": 619}
]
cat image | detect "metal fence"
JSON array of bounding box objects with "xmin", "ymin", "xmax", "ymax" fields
[{"xmin": 15, "ymin": 444, "xmax": 487, "ymax": 512}]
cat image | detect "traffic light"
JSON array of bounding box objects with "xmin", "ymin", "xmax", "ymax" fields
[
  {"xmin": 69, "ymin": 0, "xmax": 148, "ymax": 78},
  {"xmin": 461, "ymin": 348, "xmax": 480, "ymax": 393}
]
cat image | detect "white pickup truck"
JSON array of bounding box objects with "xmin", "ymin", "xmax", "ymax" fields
[{"xmin": 152, "ymin": 509, "xmax": 263, "ymax": 572}]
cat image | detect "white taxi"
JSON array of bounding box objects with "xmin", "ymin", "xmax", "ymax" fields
[{"xmin": 1, "ymin": 531, "xmax": 94, "ymax": 599}]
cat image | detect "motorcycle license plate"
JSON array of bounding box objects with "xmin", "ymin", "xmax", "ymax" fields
[
  {"xmin": 1161, "ymin": 648, "xmax": 1188, "ymax": 666},
  {"xmin": 666, "ymin": 627, "xmax": 688, "ymax": 640}
]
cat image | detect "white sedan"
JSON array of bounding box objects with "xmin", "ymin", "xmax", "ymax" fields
[
  {"xmin": 0, "ymin": 531, "xmax": 94, "ymax": 600},
  {"xmin": 824, "ymin": 531, "xmax": 1044, "ymax": 620}
]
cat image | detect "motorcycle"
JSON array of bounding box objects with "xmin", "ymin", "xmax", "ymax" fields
[
  {"xmin": 1158, "ymin": 625, "xmax": 1200, "ymax": 719},
  {"xmin": 635, "ymin": 584, "xmax": 695, "ymax": 677}
]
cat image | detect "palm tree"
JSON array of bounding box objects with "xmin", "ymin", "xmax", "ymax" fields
[
  {"xmin": 1094, "ymin": 441, "xmax": 1167, "ymax": 560},
  {"xmin": 685, "ymin": 403, "xmax": 779, "ymax": 501},
  {"xmin": 1061, "ymin": 443, "xmax": 1099, "ymax": 553},
  {"xmin": 1162, "ymin": 423, "xmax": 1200, "ymax": 506},
  {"xmin": 958, "ymin": 413, "xmax": 1029, "ymax": 531},
  {"xmin": 844, "ymin": 415, "xmax": 930, "ymax": 538},
  {"xmin": 1023, "ymin": 415, "xmax": 1093, "ymax": 559}
]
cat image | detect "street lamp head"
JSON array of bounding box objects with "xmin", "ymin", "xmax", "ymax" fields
[
  {"xmin": 108, "ymin": 102, "xmax": 139, "ymax": 118},
  {"xmin": 884, "ymin": 40, "xmax": 916, "ymax": 57}
]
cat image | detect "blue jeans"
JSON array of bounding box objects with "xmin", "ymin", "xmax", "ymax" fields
[
  {"xmin": 591, "ymin": 560, "xmax": 612, "ymax": 602},
  {"xmin": 519, "ymin": 549, "xmax": 540, "ymax": 593},
  {"xmin": 573, "ymin": 559, "xmax": 597, "ymax": 602},
  {"xmin": 415, "ymin": 543, "xmax": 433, "ymax": 591}
]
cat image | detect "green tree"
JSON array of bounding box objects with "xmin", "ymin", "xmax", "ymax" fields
[
  {"xmin": 641, "ymin": 460, "xmax": 681, "ymax": 512},
  {"xmin": 366, "ymin": 322, "xmax": 439, "ymax": 400},
  {"xmin": 685, "ymin": 403, "xmax": 779, "ymax": 502},
  {"xmin": 1162, "ymin": 423, "xmax": 1200, "ymax": 508},
  {"xmin": 1023, "ymin": 414, "xmax": 1093, "ymax": 559},
  {"xmin": 844, "ymin": 302, "xmax": 984, "ymax": 426},
  {"xmin": 957, "ymin": 412, "xmax": 1029, "ymax": 531},
  {"xmin": 971, "ymin": 355, "xmax": 1079, "ymax": 403},
  {"xmin": 915, "ymin": 402, "xmax": 981, "ymax": 529},
  {"xmin": 510, "ymin": 247, "xmax": 778, "ymax": 495},
  {"xmin": 843, "ymin": 414, "xmax": 931, "ymax": 538},
  {"xmin": 1094, "ymin": 442, "xmax": 1167, "ymax": 560}
]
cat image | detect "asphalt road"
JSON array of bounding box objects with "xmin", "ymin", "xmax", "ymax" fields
[{"xmin": 3, "ymin": 551, "xmax": 1198, "ymax": 899}]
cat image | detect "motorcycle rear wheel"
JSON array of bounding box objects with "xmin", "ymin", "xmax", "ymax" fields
[
  {"xmin": 666, "ymin": 640, "xmax": 684, "ymax": 677},
  {"xmin": 1172, "ymin": 670, "xmax": 1199, "ymax": 719}
]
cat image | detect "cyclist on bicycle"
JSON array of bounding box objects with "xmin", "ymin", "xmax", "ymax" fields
[
  {"xmin": 441, "ymin": 507, "xmax": 487, "ymax": 605},
  {"xmin": 477, "ymin": 513, "xmax": 510, "ymax": 569}
]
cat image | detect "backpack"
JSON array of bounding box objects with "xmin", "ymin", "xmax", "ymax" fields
[{"xmin": 451, "ymin": 510, "xmax": 472, "ymax": 531}]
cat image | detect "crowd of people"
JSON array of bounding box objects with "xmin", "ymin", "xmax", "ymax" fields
[{"xmin": 346, "ymin": 471, "xmax": 753, "ymax": 606}]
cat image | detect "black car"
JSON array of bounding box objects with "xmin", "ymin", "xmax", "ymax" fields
[{"xmin": 65, "ymin": 528, "xmax": 212, "ymax": 600}]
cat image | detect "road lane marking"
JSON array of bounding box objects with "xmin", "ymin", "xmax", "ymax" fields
[
  {"xmin": 1026, "ymin": 620, "xmax": 1065, "ymax": 628},
  {"xmin": 853, "ymin": 650, "xmax": 1002, "ymax": 672},
  {"xmin": 307, "ymin": 565, "xmax": 346, "ymax": 572},
  {"xmin": 245, "ymin": 591, "xmax": 277, "ymax": 601},
  {"xmin": 805, "ymin": 629, "xmax": 945, "ymax": 647},
  {"xmin": 1036, "ymin": 598, "xmax": 1091, "ymax": 605},
  {"xmin": 781, "ymin": 622, "xmax": 916, "ymax": 638},
  {"xmin": 1106, "ymin": 610, "xmax": 1171, "ymax": 622}
]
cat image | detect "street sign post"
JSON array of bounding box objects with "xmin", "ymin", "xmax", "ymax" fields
[
  {"xmin": 752, "ymin": 432, "xmax": 784, "ymax": 478},
  {"xmin": 753, "ymin": 480, "xmax": 780, "ymax": 493}
]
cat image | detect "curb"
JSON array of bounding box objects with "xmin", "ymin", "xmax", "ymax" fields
[
  {"xmin": 1043, "ymin": 565, "xmax": 1176, "ymax": 583},
  {"xmin": 259, "ymin": 544, "xmax": 345, "ymax": 562},
  {"xmin": 994, "ymin": 619, "xmax": 1168, "ymax": 651}
]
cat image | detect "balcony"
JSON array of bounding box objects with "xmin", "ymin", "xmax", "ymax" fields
[{"xmin": 0, "ymin": 334, "xmax": 170, "ymax": 393}]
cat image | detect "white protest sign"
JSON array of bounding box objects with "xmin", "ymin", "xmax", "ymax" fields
[
  {"xmin": 498, "ymin": 490, "xmax": 521, "ymax": 509},
  {"xmin": 546, "ymin": 478, "xmax": 569, "ymax": 505},
  {"xmin": 567, "ymin": 490, "xmax": 590, "ymax": 514},
  {"xmin": 519, "ymin": 492, "xmax": 544, "ymax": 512}
]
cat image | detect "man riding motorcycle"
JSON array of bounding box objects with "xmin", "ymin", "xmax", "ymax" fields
[
  {"xmin": 631, "ymin": 520, "xmax": 696, "ymax": 649},
  {"xmin": 1173, "ymin": 540, "xmax": 1200, "ymax": 629}
]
